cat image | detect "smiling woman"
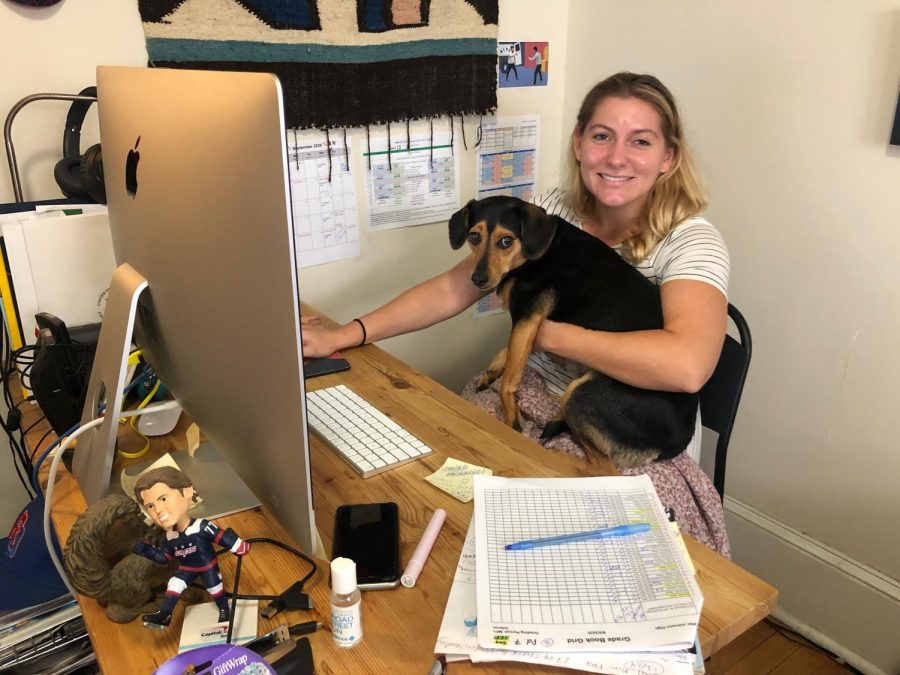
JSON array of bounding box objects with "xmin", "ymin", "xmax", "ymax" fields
[
  {"xmin": 564, "ymin": 72, "xmax": 709, "ymax": 264},
  {"xmin": 572, "ymin": 95, "xmax": 675, "ymax": 240}
]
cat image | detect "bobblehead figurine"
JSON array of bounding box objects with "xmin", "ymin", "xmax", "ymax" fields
[{"xmin": 131, "ymin": 466, "xmax": 250, "ymax": 629}]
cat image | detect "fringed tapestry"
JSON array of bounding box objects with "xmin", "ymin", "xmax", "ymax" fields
[{"xmin": 137, "ymin": 0, "xmax": 499, "ymax": 129}]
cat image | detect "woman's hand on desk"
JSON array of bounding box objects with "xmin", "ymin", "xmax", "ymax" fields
[{"xmin": 301, "ymin": 321, "xmax": 358, "ymax": 358}]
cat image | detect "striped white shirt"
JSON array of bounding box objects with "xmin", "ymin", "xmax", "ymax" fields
[
  {"xmin": 533, "ymin": 187, "xmax": 729, "ymax": 295},
  {"xmin": 527, "ymin": 188, "xmax": 731, "ymax": 461}
]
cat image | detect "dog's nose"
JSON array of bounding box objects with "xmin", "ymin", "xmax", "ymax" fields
[{"xmin": 471, "ymin": 272, "xmax": 489, "ymax": 289}]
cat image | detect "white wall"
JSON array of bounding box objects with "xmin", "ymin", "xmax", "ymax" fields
[{"xmin": 564, "ymin": 1, "xmax": 900, "ymax": 672}]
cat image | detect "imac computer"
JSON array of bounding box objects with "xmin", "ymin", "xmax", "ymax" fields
[{"xmin": 72, "ymin": 66, "xmax": 317, "ymax": 555}]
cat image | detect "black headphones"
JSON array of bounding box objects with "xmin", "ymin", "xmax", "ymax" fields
[{"xmin": 53, "ymin": 86, "xmax": 106, "ymax": 203}]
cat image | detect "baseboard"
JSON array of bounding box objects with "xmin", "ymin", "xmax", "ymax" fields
[{"xmin": 724, "ymin": 496, "xmax": 900, "ymax": 675}]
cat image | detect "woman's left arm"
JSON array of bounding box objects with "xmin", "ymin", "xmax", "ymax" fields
[{"xmin": 534, "ymin": 279, "xmax": 727, "ymax": 393}]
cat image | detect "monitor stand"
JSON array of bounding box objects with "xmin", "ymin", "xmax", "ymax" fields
[{"xmin": 72, "ymin": 262, "xmax": 260, "ymax": 518}]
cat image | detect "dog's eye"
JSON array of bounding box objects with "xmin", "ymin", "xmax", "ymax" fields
[
  {"xmin": 497, "ymin": 236, "xmax": 514, "ymax": 249},
  {"xmin": 467, "ymin": 232, "xmax": 481, "ymax": 245}
]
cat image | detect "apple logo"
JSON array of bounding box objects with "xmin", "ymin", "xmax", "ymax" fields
[{"xmin": 125, "ymin": 136, "xmax": 141, "ymax": 198}]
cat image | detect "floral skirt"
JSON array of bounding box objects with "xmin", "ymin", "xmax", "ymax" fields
[{"xmin": 461, "ymin": 366, "xmax": 731, "ymax": 558}]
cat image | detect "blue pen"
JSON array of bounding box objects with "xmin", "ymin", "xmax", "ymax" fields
[{"xmin": 505, "ymin": 522, "xmax": 651, "ymax": 551}]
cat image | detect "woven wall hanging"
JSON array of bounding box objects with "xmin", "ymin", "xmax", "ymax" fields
[{"xmin": 137, "ymin": 0, "xmax": 499, "ymax": 130}]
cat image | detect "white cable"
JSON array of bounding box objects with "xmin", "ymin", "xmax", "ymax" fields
[{"xmin": 42, "ymin": 399, "xmax": 183, "ymax": 599}]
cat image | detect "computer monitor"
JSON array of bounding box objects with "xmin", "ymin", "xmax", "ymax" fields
[{"xmin": 72, "ymin": 66, "xmax": 317, "ymax": 555}]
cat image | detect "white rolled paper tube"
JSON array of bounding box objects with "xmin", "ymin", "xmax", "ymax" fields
[{"xmin": 401, "ymin": 508, "xmax": 447, "ymax": 588}]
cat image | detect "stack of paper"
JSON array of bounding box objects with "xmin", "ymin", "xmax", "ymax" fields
[
  {"xmin": 179, "ymin": 600, "xmax": 258, "ymax": 653},
  {"xmin": 435, "ymin": 475, "xmax": 704, "ymax": 674},
  {"xmin": 0, "ymin": 601, "xmax": 92, "ymax": 672}
]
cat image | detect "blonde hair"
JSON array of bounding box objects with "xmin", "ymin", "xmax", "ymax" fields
[{"xmin": 566, "ymin": 72, "xmax": 707, "ymax": 262}]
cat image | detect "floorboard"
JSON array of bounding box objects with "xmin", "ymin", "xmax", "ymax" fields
[{"xmin": 705, "ymin": 620, "xmax": 857, "ymax": 674}]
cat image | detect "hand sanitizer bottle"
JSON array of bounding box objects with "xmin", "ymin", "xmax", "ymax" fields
[{"xmin": 330, "ymin": 557, "xmax": 363, "ymax": 648}]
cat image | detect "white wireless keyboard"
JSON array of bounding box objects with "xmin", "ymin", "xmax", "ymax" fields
[{"xmin": 305, "ymin": 384, "xmax": 432, "ymax": 478}]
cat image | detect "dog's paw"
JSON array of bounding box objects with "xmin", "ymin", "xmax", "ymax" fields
[{"xmin": 476, "ymin": 371, "xmax": 499, "ymax": 390}]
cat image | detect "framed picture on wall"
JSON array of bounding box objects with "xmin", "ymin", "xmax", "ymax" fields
[{"xmin": 892, "ymin": 89, "xmax": 900, "ymax": 146}]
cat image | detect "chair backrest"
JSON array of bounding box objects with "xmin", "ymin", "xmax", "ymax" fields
[{"xmin": 699, "ymin": 303, "xmax": 752, "ymax": 500}]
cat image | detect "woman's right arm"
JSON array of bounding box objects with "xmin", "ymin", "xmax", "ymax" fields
[{"xmin": 301, "ymin": 255, "xmax": 485, "ymax": 357}]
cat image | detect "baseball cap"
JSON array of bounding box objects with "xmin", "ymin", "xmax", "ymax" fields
[{"xmin": 0, "ymin": 495, "xmax": 70, "ymax": 611}]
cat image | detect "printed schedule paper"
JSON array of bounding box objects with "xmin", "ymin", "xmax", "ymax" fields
[
  {"xmin": 363, "ymin": 130, "xmax": 459, "ymax": 230},
  {"xmin": 475, "ymin": 115, "xmax": 539, "ymax": 201},
  {"xmin": 287, "ymin": 131, "xmax": 360, "ymax": 268},
  {"xmin": 473, "ymin": 475, "xmax": 702, "ymax": 653}
]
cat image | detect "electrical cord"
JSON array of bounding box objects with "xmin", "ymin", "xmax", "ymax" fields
[
  {"xmin": 763, "ymin": 618, "xmax": 862, "ymax": 673},
  {"xmin": 22, "ymin": 412, "xmax": 49, "ymax": 437},
  {"xmin": 0, "ymin": 337, "xmax": 34, "ymax": 498},
  {"xmin": 30, "ymin": 426, "xmax": 56, "ymax": 463},
  {"xmin": 29, "ymin": 360, "xmax": 156, "ymax": 486},
  {"xmin": 31, "ymin": 421, "xmax": 79, "ymax": 493},
  {"xmin": 117, "ymin": 377, "xmax": 161, "ymax": 459},
  {"xmin": 1, "ymin": 344, "xmax": 42, "ymax": 497},
  {"xmin": 225, "ymin": 537, "xmax": 318, "ymax": 645},
  {"xmin": 8, "ymin": 345, "xmax": 37, "ymax": 395},
  {"xmin": 6, "ymin": 442, "xmax": 34, "ymax": 500},
  {"xmin": 41, "ymin": 415, "xmax": 103, "ymax": 598}
]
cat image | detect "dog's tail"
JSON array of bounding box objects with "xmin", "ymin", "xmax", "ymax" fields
[
  {"xmin": 539, "ymin": 417, "xmax": 570, "ymax": 441},
  {"xmin": 63, "ymin": 494, "xmax": 152, "ymax": 600}
]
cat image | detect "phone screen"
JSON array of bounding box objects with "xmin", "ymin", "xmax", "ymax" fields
[{"xmin": 331, "ymin": 502, "xmax": 401, "ymax": 590}]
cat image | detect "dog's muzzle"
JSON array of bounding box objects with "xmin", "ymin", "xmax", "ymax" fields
[{"xmin": 471, "ymin": 272, "xmax": 491, "ymax": 290}]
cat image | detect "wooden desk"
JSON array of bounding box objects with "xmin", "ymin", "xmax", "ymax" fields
[{"xmin": 44, "ymin": 336, "xmax": 777, "ymax": 673}]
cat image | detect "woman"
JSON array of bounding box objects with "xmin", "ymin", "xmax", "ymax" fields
[{"xmin": 302, "ymin": 72, "xmax": 731, "ymax": 556}]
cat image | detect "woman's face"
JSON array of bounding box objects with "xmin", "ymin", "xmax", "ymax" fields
[{"xmin": 573, "ymin": 96, "xmax": 674, "ymax": 221}]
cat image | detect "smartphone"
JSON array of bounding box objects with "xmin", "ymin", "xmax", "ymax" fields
[
  {"xmin": 331, "ymin": 502, "xmax": 401, "ymax": 590},
  {"xmin": 303, "ymin": 354, "xmax": 351, "ymax": 379}
]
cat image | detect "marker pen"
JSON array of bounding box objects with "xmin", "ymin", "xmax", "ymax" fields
[{"xmin": 401, "ymin": 508, "xmax": 446, "ymax": 587}]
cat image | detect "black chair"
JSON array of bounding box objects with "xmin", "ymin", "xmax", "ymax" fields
[{"xmin": 699, "ymin": 303, "xmax": 752, "ymax": 501}]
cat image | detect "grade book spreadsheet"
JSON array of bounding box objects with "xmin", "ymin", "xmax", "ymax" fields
[{"xmin": 473, "ymin": 475, "xmax": 703, "ymax": 653}]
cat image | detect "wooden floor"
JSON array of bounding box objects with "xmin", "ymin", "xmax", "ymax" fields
[{"xmin": 705, "ymin": 619, "xmax": 858, "ymax": 674}]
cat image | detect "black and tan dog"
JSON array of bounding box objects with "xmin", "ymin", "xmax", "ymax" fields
[{"xmin": 449, "ymin": 196, "xmax": 697, "ymax": 468}]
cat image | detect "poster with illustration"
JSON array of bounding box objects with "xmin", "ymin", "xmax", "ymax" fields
[
  {"xmin": 498, "ymin": 41, "xmax": 549, "ymax": 88},
  {"xmin": 891, "ymin": 89, "xmax": 900, "ymax": 146}
]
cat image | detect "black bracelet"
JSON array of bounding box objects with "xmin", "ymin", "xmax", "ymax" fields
[{"xmin": 352, "ymin": 318, "xmax": 367, "ymax": 347}]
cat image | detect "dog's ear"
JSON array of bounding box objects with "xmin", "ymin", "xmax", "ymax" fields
[
  {"xmin": 449, "ymin": 199, "xmax": 475, "ymax": 249},
  {"xmin": 517, "ymin": 202, "xmax": 557, "ymax": 259}
]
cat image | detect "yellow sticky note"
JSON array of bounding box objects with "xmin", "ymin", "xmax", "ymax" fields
[
  {"xmin": 425, "ymin": 457, "xmax": 492, "ymax": 502},
  {"xmin": 186, "ymin": 423, "xmax": 201, "ymax": 457}
]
